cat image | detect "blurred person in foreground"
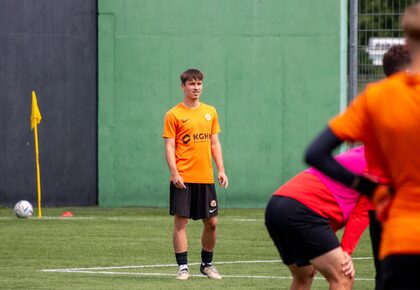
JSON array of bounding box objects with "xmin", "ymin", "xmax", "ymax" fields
[
  {"xmin": 305, "ymin": 3, "xmax": 420, "ymax": 289},
  {"xmin": 368, "ymin": 43, "xmax": 411, "ymax": 290}
]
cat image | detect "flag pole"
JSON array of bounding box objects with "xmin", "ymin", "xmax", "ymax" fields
[
  {"xmin": 31, "ymin": 91, "xmax": 42, "ymax": 218},
  {"xmin": 33, "ymin": 123, "xmax": 42, "ymax": 218}
]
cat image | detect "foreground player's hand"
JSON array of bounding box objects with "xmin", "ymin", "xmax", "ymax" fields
[
  {"xmin": 218, "ymin": 172, "xmax": 228, "ymax": 188},
  {"xmin": 171, "ymin": 174, "xmax": 186, "ymax": 189},
  {"xmin": 373, "ymin": 185, "xmax": 392, "ymax": 222},
  {"xmin": 342, "ymin": 251, "xmax": 355, "ymax": 278}
]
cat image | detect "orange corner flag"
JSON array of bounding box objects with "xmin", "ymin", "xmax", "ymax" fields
[{"xmin": 31, "ymin": 91, "xmax": 42, "ymax": 129}]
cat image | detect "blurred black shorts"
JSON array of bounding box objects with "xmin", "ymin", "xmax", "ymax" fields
[{"xmin": 265, "ymin": 195, "xmax": 339, "ymax": 267}]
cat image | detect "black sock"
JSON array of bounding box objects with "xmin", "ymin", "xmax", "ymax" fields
[
  {"xmin": 201, "ymin": 250, "xmax": 213, "ymax": 265},
  {"xmin": 175, "ymin": 251, "xmax": 188, "ymax": 266}
]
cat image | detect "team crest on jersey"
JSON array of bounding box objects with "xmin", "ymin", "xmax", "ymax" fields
[
  {"xmin": 205, "ymin": 113, "xmax": 211, "ymax": 121},
  {"xmin": 210, "ymin": 200, "xmax": 217, "ymax": 207}
]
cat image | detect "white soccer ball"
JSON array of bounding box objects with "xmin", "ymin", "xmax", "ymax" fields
[{"xmin": 14, "ymin": 200, "xmax": 34, "ymax": 218}]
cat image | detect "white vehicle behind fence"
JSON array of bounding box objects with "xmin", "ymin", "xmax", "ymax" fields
[{"xmin": 366, "ymin": 37, "xmax": 405, "ymax": 66}]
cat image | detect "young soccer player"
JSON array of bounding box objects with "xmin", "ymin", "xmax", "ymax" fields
[
  {"xmin": 305, "ymin": 3, "xmax": 420, "ymax": 289},
  {"xmin": 369, "ymin": 43, "xmax": 410, "ymax": 290},
  {"xmin": 265, "ymin": 146, "xmax": 369, "ymax": 290},
  {"xmin": 163, "ymin": 68, "xmax": 228, "ymax": 280}
]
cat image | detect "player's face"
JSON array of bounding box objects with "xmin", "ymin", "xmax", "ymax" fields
[{"xmin": 182, "ymin": 79, "xmax": 202, "ymax": 100}]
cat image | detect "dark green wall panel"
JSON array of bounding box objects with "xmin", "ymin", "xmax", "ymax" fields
[{"xmin": 98, "ymin": 0, "xmax": 343, "ymax": 207}]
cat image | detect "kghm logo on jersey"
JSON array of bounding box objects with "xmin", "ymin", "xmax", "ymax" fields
[
  {"xmin": 193, "ymin": 133, "xmax": 211, "ymax": 143},
  {"xmin": 182, "ymin": 134, "xmax": 191, "ymax": 144}
]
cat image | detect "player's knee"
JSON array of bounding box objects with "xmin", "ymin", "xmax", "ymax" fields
[
  {"xmin": 291, "ymin": 268, "xmax": 314, "ymax": 286},
  {"xmin": 174, "ymin": 218, "xmax": 189, "ymax": 231},
  {"xmin": 293, "ymin": 274, "xmax": 313, "ymax": 286},
  {"xmin": 204, "ymin": 219, "xmax": 217, "ymax": 231}
]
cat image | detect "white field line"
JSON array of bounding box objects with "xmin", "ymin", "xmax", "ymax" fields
[
  {"xmin": 43, "ymin": 269, "xmax": 298, "ymax": 280},
  {"xmin": 0, "ymin": 216, "xmax": 158, "ymax": 221},
  {"xmin": 231, "ymin": 218, "xmax": 262, "ymax": 222},
  {"xmin": 42, "ymin": 260, "xmax": 282, "ymax": 272},
  {"xmin": 42, "ymin": 270, "xmax": 296, "ymax": 280},
  {"xmin": 42, "ymin": 258, "xmax": 372, "ymax": 273},
  {"xmin": 41, "ymin": 270, "xmax": 374, "ymax": 281},
  {"xmin": 0, "ymin": 216, "xmax": 263, "ymax": 222}
]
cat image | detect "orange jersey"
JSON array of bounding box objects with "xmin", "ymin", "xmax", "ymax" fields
[
  {"xmin": 163, "ymin": 102, "xmax": 220, "ymax": 183},
  {"xmin": 329, "ymin": 71, "xmax": 420, "ymax": 259}
]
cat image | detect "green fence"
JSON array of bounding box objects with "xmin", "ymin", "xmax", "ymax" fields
[{"xmin": 98, "ymin": 0, "xmax": 344, "ymax": 208}]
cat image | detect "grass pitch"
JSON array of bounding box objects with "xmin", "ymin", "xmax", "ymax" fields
[{"xmin": 0, "ymin": 207, "xmax": 375, "ymax": 289}]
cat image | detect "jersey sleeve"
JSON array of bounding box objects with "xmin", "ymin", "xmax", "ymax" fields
[
  {"xmin": 163, "ymin": 111, "xmax": 177, "ymax": 138},
  {"xmin": 329, "ymin": 90, "xmax": 370, "ymax": 143},
  {"xmin": 341, "ymin": 195, "xmax": 370, "ymax": 255},
  {"xmin": 211, "ymin": 108, "xmax": 221, "ymax": 135}
]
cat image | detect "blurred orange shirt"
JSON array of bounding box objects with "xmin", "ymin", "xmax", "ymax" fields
[
  {"xmin": 329, "ymin": 71, "xmax": 420, "ymax": 259},
  {"xmin": 163, "ymin": 102, "xmax": 220, "ymax": 184}
]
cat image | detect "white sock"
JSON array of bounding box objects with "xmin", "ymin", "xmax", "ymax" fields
[{"xmin": 179, "ymin": 264, "xmax": 188, "ymax": 271}]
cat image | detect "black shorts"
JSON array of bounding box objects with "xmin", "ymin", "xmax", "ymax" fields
[
  {"xmin": 169, "ymin": 183, "xmax": 218, "ymax": 220},
  {"xmin": 265, "ymin": 196, "xmax": 339, "ymax": 267},
  {"xmin": 382, "ymin": 255, "xmax": 420, "ymax": 290}
]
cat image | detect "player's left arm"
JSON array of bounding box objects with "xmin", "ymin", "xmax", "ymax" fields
[
  {"xmin": 305, "ymin": 92, "xmax": 379, "ymax": 197},
  {"xmin": 211, "ymin": 134, "xmax": 228, "ymax": 188},
  {"xmin": 341, "ymin": 196, "xmax": 370, "ymax": 255}
]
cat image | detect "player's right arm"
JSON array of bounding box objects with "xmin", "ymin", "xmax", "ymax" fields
[
  {"xmin": 164, "ymin": 138, "xmax": 186, "ymax": 189},
  {"xmin": 163, "ymin": 111, "xmax": 186, "ymax": 189}
]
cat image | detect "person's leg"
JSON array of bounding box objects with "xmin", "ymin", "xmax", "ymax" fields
[
  {"xmin": 201, "ymin": 216, "xmax": 217, "ymax": 252},
  {"xmin": 193, "ymin": 183, "xmax": 217, "ymax": 254},
  {"xmin": 200, "ymin": 216, "xmax": 221, "ymax": 279},
  {"xmin": 191, "ymin": 183, "xmax": 221, "ymax": 279},
  {"xmin": 310, "ymin": 247, "xmax": 354, "ymax": 290},
  {"xmin": 368, "ymin": 210, "xmax": 382, "ymax": 290},
  {"xmin": 173, "ymin": 215, "xmax": 189, "ymax": 280},
  {"xmin": 266, "ymin": 196, "xmax": 311, "ymax": 289},
  {"xmin": 269, "ymin": 197, "xmax": 347, "ymax": 289},
  {"xmin": 288, "ymin": 264, "xmax": 316, "ymax": 290},
  {"xmin": 174, "ymin": 215, "xmax": 189, "ymax": 253},
  {"xmin": 169, "ymin": 182, "xmax": 192, "ymax": 279}
]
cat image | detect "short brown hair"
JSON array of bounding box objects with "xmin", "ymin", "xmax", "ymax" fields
[
  {"xmin": 402, "ymin": 2, "xmax": 420, "ymax": 42},
  {"xmin": 382, "ymin": 44, "xmax": 411, "ymax": 76},
  {"xmin": 180, "ymin": 69, "xmax": 204, "ymax": 84}
]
